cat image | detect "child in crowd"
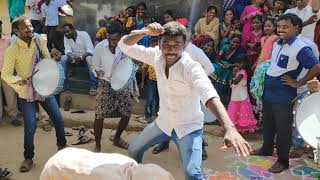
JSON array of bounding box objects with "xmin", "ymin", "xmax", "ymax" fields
[
  {"xmin": 137, "ymin": 16, "xmax": 153, "ymax": 47},
  {"xmin": 136, "ymin": 37, "xmax": 159, "ymax": 123},
  {"xmin": 123, "ymin": 6, "xmax": 136, "ymax": 33},
  {"xmin": 200, "ymin": 36, "xmax": 216, "ymax": 63},
  {"xmin": 95, "ymin": 19, "xmax": 108, "ymax": 45},
  {"xmin": 245, "ymin": 14, "xmax": 264, "ymax": 74},
  {"xmin": 163, "ymin": 10, "xmax": 175, "ymax": 24},
  {"xmin": 228, "ymin": 54, "xmax": 257, "ymax": 132},
  {"xmin": 240, "ymin": 0, "xmax": 263, "ymax": 48},
  {"xmin": 267, "ymin": 0, "xmax": 287, "ymax": 20},
  {"xmin": 256, "ymin": 18, "xmax": 278, "ymax": 67}
]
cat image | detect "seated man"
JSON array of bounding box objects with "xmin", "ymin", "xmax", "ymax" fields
[
  {"xmin": 40, "ymin": 147, "xmax": 174, "ymax": 180},
  {"xmin": 61, "ymin": 23, "xmax": 97, "ymax": 95}
]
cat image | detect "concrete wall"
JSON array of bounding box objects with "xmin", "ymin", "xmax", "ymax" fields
[{"xmin": 73, "ymin": 0, "xmax": 222, "ymax": 38}]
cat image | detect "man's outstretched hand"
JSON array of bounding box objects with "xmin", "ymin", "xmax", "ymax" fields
[{"xmin": 222, "ymin": 127, "xmax": 252, "ymax": 157}]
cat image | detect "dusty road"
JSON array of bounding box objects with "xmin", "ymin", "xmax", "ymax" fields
[{"xmin": 0, "ymin": 123, "xmax": 319, "ymax": 180}]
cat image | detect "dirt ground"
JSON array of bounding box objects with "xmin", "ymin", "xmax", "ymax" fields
[{"xmin": 0, "ymin": 123, "xmax": 320, "ymax": 180}]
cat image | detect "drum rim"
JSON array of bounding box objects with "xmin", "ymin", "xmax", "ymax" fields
[{"xmin": 294, "ymin": 91, "xmax": 319, "ymax": 148}]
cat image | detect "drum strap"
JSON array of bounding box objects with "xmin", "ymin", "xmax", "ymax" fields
[
  {"xmin": 26, "ymin": 36, "xmax": 44, "ymax": 102},
  {"xmin": 110, "ymin": 48, "xmax": 127, "ymax": 79}
]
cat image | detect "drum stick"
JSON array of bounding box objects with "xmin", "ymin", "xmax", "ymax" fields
[
  {"xmin": 27, "ymin": 69, "xmax": 40, "ymax": 80},
  {"xmin": 130, "ymin": 29, "xmax": 150, "ymax": 35}
]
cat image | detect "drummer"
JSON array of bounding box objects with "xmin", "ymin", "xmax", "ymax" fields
[
  {"xmin": 251, "ymin": 13, "xmax": 320, "ymax": 173},
  {"xmin": 91, "ymin": 21, "xmax": 133, "ymax": 151},
  {"xmin": 1, "ymin": 16, "xmax": 67, "ymax": 173}
]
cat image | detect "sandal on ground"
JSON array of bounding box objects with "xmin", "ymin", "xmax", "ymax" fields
[
  {"xmin": 72, "ymin": 136, "xmax": 94, "ymax": 145},
  {"xmin": 19, "ymin": 159, "xmax": 33, "ymax": 173},
  {"xmin": 152, "ymin": 143, "xmax": 169, "ymax": 154},
  {"xmin": 63, "ymin": 96, "xmax": 72, "ymax": 111},
  {"xmin": 11, "ymin": 119, "xmax": 22, "ymax": 127},
  {"xmin": 41, "ymin": 122, "xmax": 52, "ymax": 132},
  {"xmin": 202, "ymin": 147, "xmax": 208, "ymax": 161},
  {"xmin": 289, "ymin": 146, "xmax": 305, "ymax": 158},
  {"xmin": 0, "ymin": 168, "xmax": 12, "ymax": 178},
  {"xmin": 268, "ymin": 161, "xmax": 288, "ymax": 173},
  {"xmin": 113, "ymin": 138, "xmax": 129, "ymax": 149}
]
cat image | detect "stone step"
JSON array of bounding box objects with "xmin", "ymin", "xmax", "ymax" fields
[{"xmin": 60, "ymin": 91, "xmax": 146, "ymax": 115}]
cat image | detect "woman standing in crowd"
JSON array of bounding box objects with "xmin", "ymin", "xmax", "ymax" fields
[
  {"xmin": 240, "ymin": 0, "xmax": 263, "ymax": 48},
  {"xmin": 194, "ymin": 5, "xmax": 220, "ymax": 46},
  {"xmin": 211, "ymin": 34, "xmax": 246, "ymax": 105}
]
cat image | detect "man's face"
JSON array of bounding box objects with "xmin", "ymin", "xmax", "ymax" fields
[
  {"xmin": 136, "ymin": 5, "xmax": 145, "ymax": 17},
  {"xmin": 163, "ymin": 14, "xmax": 174, "ymax": 24},
  {"xmin": 274, "ymin": 0, "xmax": 285, "ymax": 10},
  {"xmin": 63, "ymin": 26, "xmax": 74, "ymax": 39},
  {"xmin": 15, "ymin": 19, "xmax": 34, "ymax": 41},
  {"xmin": 107, "ymin": 32, "xmax": 122, "ymax": 51},
  {"xmin": 159, "ymin": 36, "xmax": 186, "ymax": 65},
  {"xmin": 295, "ymin": 0, "xmax": 308, "ymax": 9},
  {"xmin": 277, "ymin": 19, "xmax": 298, "ymax": 41}
]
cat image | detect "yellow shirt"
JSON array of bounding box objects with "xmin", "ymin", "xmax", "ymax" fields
[
  {"xmin": 143, "ymin": 64, "xmax": 157, "ymax": 81},
  {"xmin": 1, "ymin": 36, "xmax": 50, "ymax": 99}
]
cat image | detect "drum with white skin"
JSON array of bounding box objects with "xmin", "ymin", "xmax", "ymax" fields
[
  {"xmin": 32, "ymin": 59, "xmax": 65, "ymax": 97},
  {"xmin": 110, "ymin": 57, "xmax": 135, "ymax": 91},
  {"xmin": 293, "ymin": 91, "xmax": 320, "ymax": 164}
]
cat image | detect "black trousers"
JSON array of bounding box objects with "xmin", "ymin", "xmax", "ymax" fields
[
  {"xmin": 261, "ymin": 100, "xmax": 294, "ymax": 165},
  {"xmin": 31, "ymin": 20, "xmax": 43, "ymax": 34},
  {"xmin": 46, "ymin": 26, "xmax": 58, "ymax": 51}
]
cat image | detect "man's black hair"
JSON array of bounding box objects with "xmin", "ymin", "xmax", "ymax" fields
[
  {"xmin": 161, "ymin": 21, "xmax": 187, "ymax": 42},
  {"xmin": 107, "ymin": 21, "xmax": 125, "ymax": 35},
  {"xmin": 11, "ymin": 16, "xmax": 28, "ymax": 31},
  {"xmin": 62, "ymin": 23, "xmax": 75, "ymax": 30},
  {"xmin": 278, "ymin": 13, "xmax": 301, "ymax": 27}
]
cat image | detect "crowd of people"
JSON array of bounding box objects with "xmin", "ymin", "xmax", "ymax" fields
[{"xmin": 1, "ymin": 0, "xmax": 320, "ymax": 179}]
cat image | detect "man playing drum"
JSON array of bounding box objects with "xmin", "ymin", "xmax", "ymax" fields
[
  {"xmin": 119, "ymin": 21, "xmax": 251, "ymax": 179},
  {"xmin": 1, "ymin": 16, "xmax": 67, "ymax": 173},
  {"xmin": 92, "ymin": 22, "xmax": 133, "ymax": 151},
  {"xmin": 251, "ymin": 14, "xmax": 320, "ymax": 173}
]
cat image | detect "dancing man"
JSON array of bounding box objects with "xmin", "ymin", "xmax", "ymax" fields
[
  {"xmin": 92, "ymin": 22, "xmax": 133, "ymax": 151},
  {"xmin": 119, "ymin": 21, "xmax": 251, "ymax": 179},
  {"xmin": 1, "ymin": 16, "xmax": 67, "ymax": 173}
]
